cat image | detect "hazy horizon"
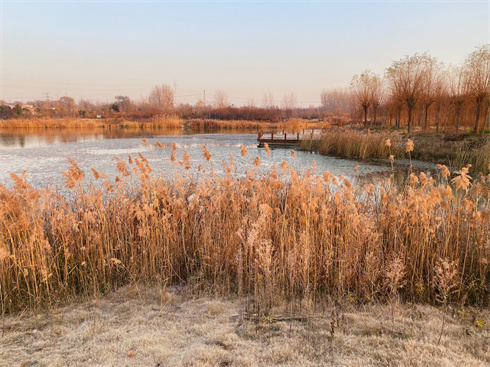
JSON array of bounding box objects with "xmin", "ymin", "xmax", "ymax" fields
[{"xmin": 1, "ymin": 0, "xmax": 489, "ymax": 106}]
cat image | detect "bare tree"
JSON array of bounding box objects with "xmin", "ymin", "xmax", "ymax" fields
[
  {"xmin": 449, "ymin": 65, "xmax": 466, "ymax": 134},
  {"xmin": 320, "ymin": 88, "xmax": 352, "ymax": 114},
  {"xmin": 149, "ymin": 84, "xmax": 175, "ymax": 114},
  {"xmin": 350, "ymin": 70, "xmax": 378, "ymax": 126},
  {"xmin": 262, "ymin": 92, "xmax": 274, "ymax": 108},
  {"xmin": 463, "ymin": 44, "xmax": 490, "ymax": 134},
  {"xmin": 420, "ymin": 56, "xmax": 442, "ymax": 132},
  {"xmin": 213, "ymin": 89, "xmax": 229, "ymax": 109},
  {"xmin": 386, "ymin": 54, "xmax": 431, "ymax": 134},
  {"xmin": 433, "ymin": 71, "xmax": 449, "ymax": 134},
  {"xmin": 79, "ymin": 99, "xmax": 95, "ymax": 113},
  {"xmin": 59, "ymin": 96, "xmax": 76, "ymax": 112},
  {"xmin": 370, "ymin": 74, "xmax": 384, "ymax": 127},
  {"xmin": 115, "ymin": 95, "xmax": 132, "ymax": 114},
  {"xmin": 246, "ymin": 98, "xmax": 256, "ymax": 108},
  {"xmin": 281, "ymin": 92, "xmax": 297, "ymax": 120}
]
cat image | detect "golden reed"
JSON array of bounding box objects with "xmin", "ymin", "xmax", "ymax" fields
[{"xmin": 0, "ymin": 146, "xmax": 489, "ymax": 313}]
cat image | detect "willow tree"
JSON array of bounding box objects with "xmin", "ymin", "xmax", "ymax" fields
[
  {"xmin": 420, "ymin": 56, "xmax": 442, "ymax": 132},
  {"xmin": 433, "ymin": 70, "xmax": 449, "ymax": 134},
  {"xmin": 449, "ymin": 65, "xmax": 466, "ymax": 134},
  {"xmin": 463, "ymin": 44, "xmax": 490, "ymax": 134},
  {"xmin": 370, "ymin": 75, "xmax": 384, "ymax": 126},
  {"xmin": 386, "ymin": 54, "xmax": 431, "ymax": 134},
  {"xmin": 350, "ymin": 70, "xmax": 378, "ymax": 127}
]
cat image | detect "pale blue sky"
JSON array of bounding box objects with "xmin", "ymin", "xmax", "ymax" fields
[{"xmin": 1, "ymin": 0, "xmax": 489, "ymax": 106}]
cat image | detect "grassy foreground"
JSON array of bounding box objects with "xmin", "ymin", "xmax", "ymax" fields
[{"xmin": 1, "ymin": 285, "xmax": 488, "ymax": 367}]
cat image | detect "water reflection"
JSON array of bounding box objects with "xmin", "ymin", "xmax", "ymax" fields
[{"xmin": 0, "ymin": 127, "xmax": 189, "ymax": 149}]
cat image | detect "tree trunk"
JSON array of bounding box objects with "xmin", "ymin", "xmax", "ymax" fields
[
  {"xmin": 407, "ymin": 106, "xmax": 413, "ymax": 134},
  {"xmin": 435, "ymin": 105, "xmax": 440, "ymax": 134},
  {"xmin": 364, "ymin": 107, "xmax": 368, "ymax": 127},
  {"xmin": 423, "ymin": 104, "xmax": 429, "ymax": 132},
  {"xmin": 483, "ymin": 103, "xmax": 490, "ymax": 135},
  {"xmin": 456, "ymin": 106, "xmax": 461, "ymax": 135},
  {"xmin": 373, "ymin": 105, "xmax": 378, "ymax": 127},
  {"xmin": 474, "ymin": 101, "xmax": 481, "ymax": 134}
]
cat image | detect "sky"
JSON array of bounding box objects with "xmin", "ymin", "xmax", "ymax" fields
[{"xmin": 1, "ymin": 0, "xmax": 489, "ymax": 107}]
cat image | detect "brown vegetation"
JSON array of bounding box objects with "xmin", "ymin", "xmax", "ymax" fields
[
  {"xmin": 0, "ymin": 117, "xmax": 182, "ymax": 130},
  {"xmin": 0, "ymin": 147, "xmax": 489, "ymax": 316},
  {"xmin": 303, "ymin": 128, "xmax": 490, "ymax": 175},
  {"xmin": 412, "ymin": 134, "xmax": 490, "ymax": 176},
  {"xmin": 301, "ymin": 129, "xmax": 404, "ymax": 160},
  {"xmin": 185, "ymin": 119, "xmax": 266, "ymax": 131}
]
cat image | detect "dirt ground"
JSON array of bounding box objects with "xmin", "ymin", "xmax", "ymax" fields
[{"xmin": 1, "ymin": 286, "xmax": 489, "ymax": 367}]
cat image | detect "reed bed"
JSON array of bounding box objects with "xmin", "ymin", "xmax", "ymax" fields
[
  {"xmin": 306, "ymin": 129, "xmax": 490, "ymax": 176},
  {"xmin": 187, "ymin": 118, "xmax": 322, "ymax": 133},
  {"xmin": 0, "ymin": 118, "xmax": 100, "ymax": 129},
  {"xmin": 276, "ymin": 118, "xmax": 318, "ymax": 133},
  {"xmin": 0, "ymin": 117, "xmax": 182, "ymax": 130},
  {"xmin": 302, "ymin": 128, "xmax": 405, "ymax": 159},
  {"xmin": 0, "ymin": 147, "xmax": 489, "ymax": 314},
  {"xmin": 410, "ymin": 135, "xmax": 490, "ymax": 176},
  {"xmin": 450, "ymin": 139, "xmax": 490, "ymax": 176},
  {"xmin": 186, "ymin": 119, "xmax": 267, "ymax": 131}
]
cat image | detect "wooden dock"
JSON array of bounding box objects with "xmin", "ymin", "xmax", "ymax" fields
[{"xmin": 257, "ymin": 128, "xmax": 325, "ymax": 147}]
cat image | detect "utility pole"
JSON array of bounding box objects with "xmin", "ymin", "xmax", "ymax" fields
[{"xmin": 203, "ymin": 90, "xmax": 206, "ymax": 106}]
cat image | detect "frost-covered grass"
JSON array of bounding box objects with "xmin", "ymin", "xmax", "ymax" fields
[{"xmin": 1, "ymin": 285, "xmax": 489, "ymax": 367}]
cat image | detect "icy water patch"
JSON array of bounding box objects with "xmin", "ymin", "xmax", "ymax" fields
[{"xmin": 0, "ymin": 131, "xmax": 432, "ymax": 188}]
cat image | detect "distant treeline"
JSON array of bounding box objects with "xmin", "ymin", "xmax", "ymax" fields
[{"xmin": 2, "ymin": 45, "xmax": 488, "ymax": 133}]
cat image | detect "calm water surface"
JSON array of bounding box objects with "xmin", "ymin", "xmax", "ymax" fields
[{"xmin": 0, "ymin": 129, "xmax": 435, "ymax": 188}]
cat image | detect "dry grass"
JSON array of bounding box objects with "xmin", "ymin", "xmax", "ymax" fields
[
  {"xmin": 1, "ymin": 145, "xmax": 489, "ymax": 316},
  {"xmin": 448, "ymin": 138, "xmax": 490, "ymax": 176},
  {"xmin": 186, "ymin": 118, "xmax": 322, "ymax": 132},
  {"xmin": 405, "ymin": 134, "xmax": 490, "ymax": 176},
  {"xmin": 0, "ymin": 285, "xmax": 488, "ymax": 367},
  {"xmin": 2, "ymin": 117, "xmax": 323, "ymax": 133},
  {"xmin": 304, "ymin": 129, "xmax": 490, "ymax": 175},
  {"xmin": 186, "ymin": 119, "xmax": 271, "ymax": 131},
  {"xmin": 302, "ymin": 128, "xmax": 405, "ymax": 159},
  {"xmin": 0, "ymin": 117, "xmax": 182, "ymax": 130},
  {"xmin": 0, "ymin": 118, "xmax": 100, "ymax": 129},
  {"xmin": 276, "ymin": 118, "xmax": 322, "ymax": 133}
]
